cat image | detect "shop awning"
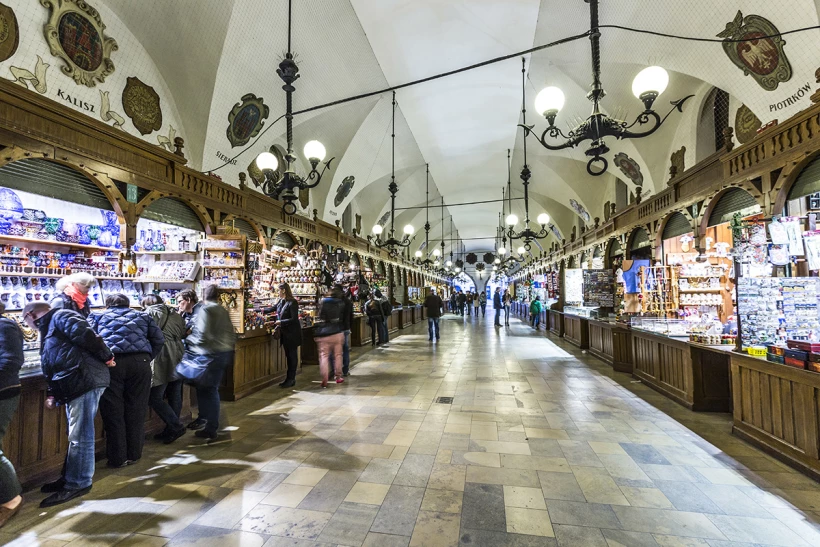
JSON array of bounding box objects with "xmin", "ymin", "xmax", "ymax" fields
[
  {"xmin": 787, "ymin": 156, "xmax": 820, "ymax": 202},
  {"xmin": 0, "ymin": 158, "xmax": 115, "ymax": 211},
  {"xmin": 142, "ymin": 197, "xmax": 205, "ymax": 232},
  {"xmin": 662, "ymin": 212, "xmax": 692, "ymax": 240},
  {"xmin": 707, "ymin": 187, "xmax": 759, "ymax": 226}
]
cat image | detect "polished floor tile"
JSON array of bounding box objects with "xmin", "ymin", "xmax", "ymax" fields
[{"xmin": 11, "ymin": 315, "xmax": 820, "ymax": 546}]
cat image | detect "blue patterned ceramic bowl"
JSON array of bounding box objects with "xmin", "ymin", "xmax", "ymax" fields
[{"xmin": 0, "ymin": 189, "xmax": 23, "ymax": 222}]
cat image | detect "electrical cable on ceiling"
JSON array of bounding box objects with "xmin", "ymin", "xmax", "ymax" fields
[
  {"xmin": 202, "ymin": 23, "xmax": 820, "ymax": 173},
  {"xmin": 394, "ymin": 197, "xmax": 524, "ymax": 211}
]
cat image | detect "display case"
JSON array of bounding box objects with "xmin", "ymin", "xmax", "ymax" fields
[
  {"xmin": 629, "ymin": 317, "xmax": 689, "ymax": 337},
  {"xmin": 564, "ymin": 268, "xmax": 583, "ymax": 305},
  {"xmin": 583, "ymin": 269, "xmax": 615, "ymax": 308},
  {"xmin": 563, "ymin": 305, "xmax": 599, "ymax": 319}
]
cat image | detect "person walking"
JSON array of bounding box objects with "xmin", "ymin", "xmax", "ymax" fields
[
  {"xmin": 90, "ymin": 294, "xmax": 165, "ymax": 468},
  {"xmin": 0, "ymin": 302, "xmax": 23, "ymax": 526},
  {"xmin": 177, "ymin": 288, "xmax": 207, "ymax": 430},
  {"xmin": 479, "ymin": 291, "xmax": 487, "ymax": 317},
  {"xmin": 23, "ymin": 301, "xmax": 114, "ymax": 508},
  {"xmin": 449, "ymin": 293, "xmax": 456, "ymax": 314},
  {"xmin": 51, "ymin": 272, "xmax": 96, "ymax": 318},
  {"xmin": 365, "ymin": 292, "xmax": 384, "ymax": 346},
  {"xmin": 457, "ymin": 290, "xmax": 466, "ymax": 316},
  {"xmin": 503, "ymin": 289, "xmax": 512, "ymax": 326},
  {"xmin": 424, "ymin": 287, "xmax": 444, "ymax": 341},
  {"xmin": 340, "ymin": 287, "xmax": 354, "ymax": 377},
  {"xmin": 376, "ymin": 289, "xmax": 391, "ymax": 345},
  {"xmin": 314, "ymin": 287, "xmax": 345, "ymax": 387},
  {"xmin": 530, "ymin": 296, "xmax": 543, "ymax": 329},
  {"xmin": 466, "ymin": 291, "xmax": 473, "ymax": 316},
  {"xmin": 141, "ymin": 295, "xmax": 187, "ymax": 444},
  {"xmin": 183, "ymin": 284, "xmax": 237, "ymax": 441},
  {"xmin": 493, "ymin": 287, "xmax": 503, "ymax": 327},
  {"xmin": 275, "ymin": 283, "xmax": 302, "ymax": 388}
]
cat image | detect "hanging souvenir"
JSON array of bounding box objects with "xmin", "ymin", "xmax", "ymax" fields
[
  {"xmin": 768, "ymin": 244, "xmax": 789, "ymax": 266},
  {"xmin": 781, "ymin": 217, "xmax": 804, "ymax": 256},
  {"xmin": 768, "ymin": 219, "xmax": 789, "ymax": 244},
  {"xmin": 803, "ymin": 231, "xmax": 820, "ymax": 270},
  {"xmin": 679, "ymin": 234, "xmax": 693, "ymax": 252}
]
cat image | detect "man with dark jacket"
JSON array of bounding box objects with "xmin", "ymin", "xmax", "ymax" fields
[
  {"xmin": 493, "ymin": 287, "xmax": 503, "ymax": 327},
  {"xmin": 456, "ymin": 290, "xmax": 466, "ymax": 316},
  {"xmin": 23, "ymin": 301, "xmax": 114, "ymax": 508},
  {"xmin": 365, "ymin": 293, "xmax": 384, "ymax": 346},
  {"xmin": 423, "ymin": 288, "xmax": 443, "ymax": 342},
  {"xmin": 0, "ymin": 302, "xmax": 23, "ymax": 525},
  {"xmin": 375, "ymin": 289, "xmax": 390, "ymax": 345},
  {"xmin": 90, "ymin": 294, "xmax": 165, "ymax": 468}
]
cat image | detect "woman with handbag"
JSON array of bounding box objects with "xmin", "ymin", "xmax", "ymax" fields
[
  {"xmin": 141, "ymin": 294, "xmax": 188, "ymax": 444},
  {"xmin": 314, "ymin": 287, "xmax": 345, "ymax": 388},
  {"xmin": 275, "ymin": 283, "xmax": 302, "ymax": 388},
  {"xmin": 177, "ymin": 284, "xmax": 237, "ymax": 441}
]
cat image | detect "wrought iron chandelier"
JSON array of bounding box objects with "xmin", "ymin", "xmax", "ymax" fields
[
  {"xmin": 254, "ymin": 0, "xmax": 334, "ymax": 215},
  {"xmin": 414, "ymin": 165, "xmax": 441, "ymax": 269},
  {"xmin": 504, "ymin": 138, "xmax": 550, "ymax": 250},
  {"xmin": 370, "ymin": 91, "xmax": 415, "ymax": 255},
  {"xmin": 522, "ymin": 0, "xmax": 693, "ymax": 176}
]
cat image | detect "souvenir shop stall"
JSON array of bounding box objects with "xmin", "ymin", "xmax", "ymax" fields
[
  {"xmin": 0, "ymin": 159, "xmax": 197, "ymax": 487},
  {"xmin": 728, "ymin": 164, "xmax": 820, "ymax": 479},
  {"xmin": 562, "ymin": 257, "xmax": 593, "ymax": 348},
  {"xmin": 628, "ymin": 191, "xmax": 764, "ymax": 412}
]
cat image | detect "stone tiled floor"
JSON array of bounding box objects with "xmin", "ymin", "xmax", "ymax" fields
[{"xmin": 4, "ymin": 314, "xmax": 820, "ymax": 546}]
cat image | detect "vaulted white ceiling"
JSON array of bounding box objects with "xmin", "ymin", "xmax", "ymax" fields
[{"xmin": 99, "ymin": 0, "xmax": 820, "ymax": 253}]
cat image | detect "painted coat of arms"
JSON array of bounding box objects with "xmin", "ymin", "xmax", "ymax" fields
[
  {"xmin": 334, "ymin": 176, "xmax": 355, "ymax": 207},
  {"xmin": 717, "ymin": 11, "xmax": 792, "ymax": 91},
  {"xmin": 569, "ymin": 199, "xmax": 590, "ymax": 222},
  {"xmin": 41, "ymin": 0, "xmax": 118, "ymax": 87},
  {"xmin": 377, "ymin": 210, "xmax": 390, "ymax": 227},
  {"xmin": 613, "ymin": 152, "xmax": 643, "ymax": 187},
  {"xmin": 122, "ymin": 77, "xmax": 162, "ymax": 135},
  {"xmin": 735, "ymin": 104, "xmax": 762, "ymax": 144},
  {"xmin": 0, "ymin": 2, "xmax": 19, "ymax": 62},
  {"xmin": 227, "ymin": 94, "xmax": 269, "ymax": 147}
]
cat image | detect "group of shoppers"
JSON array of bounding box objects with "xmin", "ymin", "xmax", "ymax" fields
[
  {"xmin": 365, "ymin": 289, "xmax": 392, "ymax": 347},
  {"xmin": 493, "ymin": 287, "xmax": 513, "ymax": 327},
  {"xmin": 0, "ymin": 272, "xmax": 237, "ymax": 520},
  {"xmin": 451, "ymin": 290, "xmax": 487, "ymax": 317}
]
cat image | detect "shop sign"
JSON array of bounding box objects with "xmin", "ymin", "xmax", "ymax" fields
[
  {"xmin": 126, "ymin": 183, "xmax": 138, "ymax": 204},
  {"xmin": 769, "ymin": 82, "xmax": 812, "ymax": 112},
  {"xmin": 55, "ymin": 88, "xmax": 94, "ymax": 112}
]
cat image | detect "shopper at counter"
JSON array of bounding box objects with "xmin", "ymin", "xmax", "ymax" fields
[
  {"xmin": 0, "ymin": 302, "xmax": 23, "ymax": 527},
  {"xmin": 23, "ymin": 301, "xmax": 114, "ymax": 508},
  {"xmin": 51, "ymin": 272, "xmax": 96, "ymax": 318},
  {"xmin": 375, "ymin": 289, "xmax": 391, "ymax": 344},
  {"xmin": 90, "ymin": 294, "xmax": 165, "ymax": 468},
  {"xmin": 275, "ymin": 283, "xmax": 302, "ymax": 389},
  {"xmin": 184, "ymin": 284, "xmax": 237, "ymax": 441},
  {"xmin": 365, "ymin": 293, "xmax": 385, "ymax": 346},
  {"xmin": 424, "ymin": 288, "xmax": 443, "ymax": 341},
  {"xmin": 177, "ymin": 289, "xmax": 202, "ymax": 332},
  {"xmin": 141, "ymin": 295, "xmax": 188, "ymax": 444},
  {"xmin": 529, "ymin": 296, "xmax": 543, "ymax": 329},
  {"xmin": 315, "ymin": 286, "xmax": 345, "ymax": 387}
]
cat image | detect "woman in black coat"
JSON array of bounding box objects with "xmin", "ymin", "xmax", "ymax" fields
[
  {"xmin": 276, "ymin": 283, "xmax": 302, "ymax": 388},
  {"xmin": 0, "ymin": 302, "xmax": 23, "ymax": 525}
]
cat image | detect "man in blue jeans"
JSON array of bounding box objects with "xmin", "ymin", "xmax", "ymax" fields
[
  {"xmin": 424, "ymin": 288, "xmax": 444, "ymax": 341},
  {"xmin": 493, "ymin": 287, "xmax": 503, "ymax": 327},
  {"xmin": 24, "ymin": 301, "xmax": 114, "ymax": 508}
]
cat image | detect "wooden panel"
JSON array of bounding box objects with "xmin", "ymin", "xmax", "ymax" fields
[
  {"xmin": 549, "ymin": 310, "xmax": 564, "ymax": 337},
  {"xmin": 563, "ymin": 316, "xmax": 589, "ymax": 349},
  {"xmin": 222, "ymin": 330, "xmax": 287, "ymax": 401},
  {"xmin": 588, "ymin": 321, "xmax": 613, "ymax": 365},
  {"xmin": 631, "ymin": 331, "xmax": 693, "ymax": 409},
  {"xmin": 731, "ymin": 353, "xmax": 820, "ymax": 480}
]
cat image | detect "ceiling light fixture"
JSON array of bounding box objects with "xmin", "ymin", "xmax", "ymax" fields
[
  {"xmin": 370, "ymin": 91, "xmax": 413, "ymax": 255},
  {"xmin": 504, "ymin": 138, "xmax": 548, "ymax": 251},
  {"xmin": 254, "ymin": 0, "xmax": 334, "ymax": 215},
  {"xmin": 523, "ymin": 0, "xmax": 692, "ymax": 176},
  {"xmin": 415, "ymin": 164, "xmax": 437, "ymax": 270}
]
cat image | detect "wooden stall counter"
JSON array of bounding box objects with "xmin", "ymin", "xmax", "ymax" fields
[
  {"xmin": 730, "ymin": 352, "xmax": 820, "ymax": 480},
  {"xmin": 631, "ymin": 329, "xmax": 732, "ymax": 412},
  {"xmin": 221, "ymin": 328, "xmax": 289, "ymax": 401},
  {"xmin": 400, "ymin": 307, "xmax": 412, "ymax": 329},
  {"xmin": 350, "ymin": 315, "xmax": 368, "ymax": 347},
  {"xmin": 300, "ymin": 325, "xmax": 318, "ymax": 366},
  {"xmin": 548, "ymin": 309, "xmax": 564, "ymax": 337},
  {"xmin": 563, "ymin": 313, "xmax": 590, "ymax": 349},
  {"xmin": 5, "ymin": 371, "xmax": 194, "ymax": 489},
  {"xmin": 588, "ymin": 319, "xmax": 632, "ymax": 373},
  {"xmin": 389, "ymin": 309, "xmax": 401, "ymax": 334}
]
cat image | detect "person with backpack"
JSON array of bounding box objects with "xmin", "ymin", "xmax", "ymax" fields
[
  {"xmin": 530, "ymin": 296, "xmax": 543, "ymax": 329},
  {"xmin": 22, "ymin": 301, "xmax": 114, "ymax": 508},
  {"xmin": 479, "ymin": 291, "xmax": 487, "ymax": 317},
  {"xmin": 314, "ymin": 286, "xmax": 345, "ymax": 387},
  {"xmin": 466, "ymin": 291, "xmax": 474, "ymax": 316},
  {"xmin": 365, "ymin": 293, "xmax": 384, "ymax": 346}
]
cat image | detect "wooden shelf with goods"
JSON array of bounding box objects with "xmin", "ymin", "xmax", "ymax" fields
[
  {"xmin": 639, "ymin": 265, "xmax": 680, "ymax": 317},
  {"xmin": 200, "ymin": 234, "xmax": 247, "ymax": 334},
  {"xmin": 0, "ymin": 234, "xmax": 118, "ymax": 253}
]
